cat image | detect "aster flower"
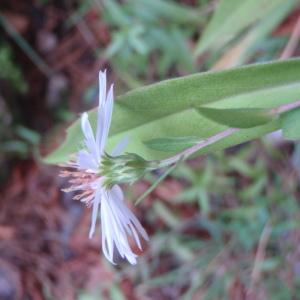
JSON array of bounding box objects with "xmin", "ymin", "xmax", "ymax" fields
[{"xmin": 61, "ymin": 70, "xmax": 148, "ymax": 265}]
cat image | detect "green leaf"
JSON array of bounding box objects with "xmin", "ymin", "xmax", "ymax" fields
[
  {"xmin": 144, "ymin": 136, "xmax": 199, "ymax": 152},
  {"xmin": 194, "ymin": 0, "xmax": 288, "ymax": 56},
  {"xmin": 281, "ymin": 108, "xmax": 300, "ymax": 140},
  {"xmin": 212, "ymin": 0, "xmax": 296, "ymax": 70},
  {"xmin": 133, "ymin": 0, "xmax": 204, "ymax": 25},
  {"xmin": 103, "ymin": 0, "xmax": 130, "ymax": 27},
  {"xmin": 109, "ymin": 284, "xmax": 126, "ymax": 300},
  {"xmin": 15, "ymin": 126, "xmax": 40, "ymax": 145},
  {"xmin": 44, "ymin": 59, "xmax": 300, "ymax": 164},
  {"xmin": 197, "ymin": 107, "xmax": 271, "ymax": 128}
]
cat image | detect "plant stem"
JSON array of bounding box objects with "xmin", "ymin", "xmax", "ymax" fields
[
  {"xmin": 157, "ymin": 99, "xmax": 300, "ymax": 168},
  {"xmin": 157, "ymin": 127, "xmax": 239, "ymax": 168},
  {"xmin": 135, "ymin": 162, "xmax": 179, "ymax": 205},
  {"xmin": 269, "ymin": 99, "xmax": 300, "ymax": 115},
  {"xmin": 247, "ymin": 221, "xmax": 272, "ymax": 299}
]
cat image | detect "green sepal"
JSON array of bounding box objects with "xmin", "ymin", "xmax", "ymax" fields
[{"xmin": 101, "ymin": 152, "xmax": 151, "ymax": 187}]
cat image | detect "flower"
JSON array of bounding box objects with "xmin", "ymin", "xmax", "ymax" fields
[{"xmin": 61, "ymin": 70, "xmax": 148, "ymax": 265}]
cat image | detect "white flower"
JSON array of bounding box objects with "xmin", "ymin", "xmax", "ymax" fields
[{"xmin": 61, "ymin": 70, "xmax": 148, "ymax": 265}]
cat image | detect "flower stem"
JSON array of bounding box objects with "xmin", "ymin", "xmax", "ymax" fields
[{"xmin": 135, "ymin": 162, "xmax": 179, "ymax": 205}]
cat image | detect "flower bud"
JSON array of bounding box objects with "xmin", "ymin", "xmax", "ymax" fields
[{"xmin": 101, "ymin": 153, "xmax": 152, "ymax": 187}]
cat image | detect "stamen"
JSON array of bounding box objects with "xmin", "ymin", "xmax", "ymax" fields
[{"xmin": 60, "ymin": 166, "xmax": 99, "ymax": 207}]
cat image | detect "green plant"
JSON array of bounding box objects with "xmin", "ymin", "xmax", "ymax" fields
[
  {"xmin": 101, "ymin": 0, "xmax": 206, "ymax": 80},
  {"xmin": 45, "ymin": 59, "xmax": 300, "ymax": 164},
  {"xmin": 0, "ymin": 43, "xmax": 27, "ymax": 93}
]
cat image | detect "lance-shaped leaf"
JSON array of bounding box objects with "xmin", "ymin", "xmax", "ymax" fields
[
  {"xmin": 211, "ymin": 0, "xmax": 296, "ymax": 70},
  {"xmin": 280, "ymin": 108, "xmax": 300, "ymax": 140},
  {"xmin": 197, "ymin": 107, "xmax": 272, "ymax": 129},
  {"xmin": 194, "ymin": 0, "xmax": 289, "ymax": 56},
  {"xmin": 44, "ymin": 59, "xmax": 300, "ymax": 164}
]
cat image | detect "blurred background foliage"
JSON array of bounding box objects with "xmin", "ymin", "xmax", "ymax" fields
[{"xmin": 0, "ymin": 0, "xmax": 300, "ymax": 299}]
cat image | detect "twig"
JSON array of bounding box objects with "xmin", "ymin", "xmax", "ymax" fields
[
  {"xmin": 77, "ymin": 21, "xmax": 97, "ymax": 47},
  {"xmin": 247, "ymin": 221, "xmax": 272, "ymax": 298},
  {"xmin": 280, "ymin": 15, "xmax": 300, "ymax": 60}
]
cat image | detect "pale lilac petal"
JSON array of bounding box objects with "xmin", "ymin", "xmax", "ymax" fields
[
  {"xmin": 96, "ymin": 70, "xmax": 107, "ymax": 152},
  {"xmin": 101, "ymin": 194, "xmax": 135, "ymax": 264},
  {"xmin": 104, "ymin": 85, "xmax": 114, "ymax": 131},
  {"xmin": 81, "ymin": 113, "xmax": 95, "ymax": 144},
  {"xmin": 89, "ymin": 183, "xmax": 102, "ymax": 238},
  {"xmin": 129, "ymin": 213, "xmax": 149, "ymax": 242},
  {"xmin": 81, "ymin": 113, "xmax": 98, "ymax": 162},
  {"xmin": 129, "ymin": 222, "xmax": 142, "ymax": 250},
  {"xmin": 110, "ymin": 185, "xmax": 149, "ymax": 242},
  {"xmin": 99, "ymin": 186, "xmax": 147, "ymax": 265},
  {"xmin": 111, "ymin": 185, "xmax": 124, "ymax": 202},
  {"xmin": 102, "ymin": 193, "xmax": 124, "ymax": 262},
  {"xmin": 77, "ymin": 150, "xmax": 98, "ymax": 171},
  {"xmin": 100, "ymin": 85, "xmax": 114, "ymax": 153},
  {"xmin": 98, "ymin": 70, "xmax": 106, "ymax": 109},
  {"xmin": 111, "ymin": 135, "xmax": 129, "ymax": 157},
  {"xmin": 101, "ymin": 192, "xmax": 117, "ymax": 263}
]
